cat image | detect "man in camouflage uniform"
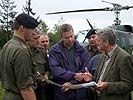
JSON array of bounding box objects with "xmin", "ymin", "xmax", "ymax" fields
[
  {"xmin": 85, "ymin": 29, "xmax": 101, "ymax": 100},
  {"xmin": 39, "ymin": 33, "xmax": 54, "ymax": 100},
  {"xmin": 0, "ymin": 13, "xmax": 38, "ymax": 100},
  {"xmin": 28, "ymin": 31, "xmax": 50, "ymax": 100},
  {"xmin": 85, "ymin": 29, "xmax": 102, "ymax": 74},
  {"xmin": 39, "ymin": 33, "xmax": 49, "ymax": 54}
]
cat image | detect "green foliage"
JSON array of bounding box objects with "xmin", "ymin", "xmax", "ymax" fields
[
  {"xmin": 0, "ymin": 0, "xmax": 17, "ymax": 31},
  {"xmin": 37, "ymin": 19, "xmax": 59, "ymax": 46},
  {"xmin": 38, "ymin": 19, "xmax": 49, "ymax": 33},
  {"xmin": 0, "ymin": 0, "xmax": 17, "ymax": 41},
  {"xmin": 0, "ymin": 81, "xmax": 133, "ymax": 99},
  {"xmin": 0, "ymin": 36, "xmax": 6, "ymax": 48},
  {"xmin": 37, "ymin": 20, "xmax": 61, "ymax": 47},
  {"xmin": 132, "ymin": 91, "xmax": 133, "ymax": 100},
  {"xmin": 0, "ymin": 30, "xmax": 13, "ymax": 48},
  {"xmin": 49, "ymin": 24, "xmax": 61, "ymax": 47},
  {"xmin": 48, "ymin": 32, "xmax": 58, "ymax": 47},
  {"xmin": 74, "ymin": 34, "xmax": 78, "ymax": 39},
  {"xmin": 0, "ymin": 82, "xmax": 4, "ymax": 99}
]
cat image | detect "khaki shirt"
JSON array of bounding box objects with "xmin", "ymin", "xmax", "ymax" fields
[
  {"xmin": 0, "ymin": 36, "xmax": 35, "ymax": 100},
  {"xmin": 31, "ymin": 47, "xmax": 49, "ymax": 74}
]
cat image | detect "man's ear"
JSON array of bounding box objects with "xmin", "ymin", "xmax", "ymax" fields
[
  {"xmin": 19, "ymin": 25, "xmax": 25, "ymax": 32},
  {"xmin": 105, "ymin": 40, "xmax": 109, "ymax": 46}
]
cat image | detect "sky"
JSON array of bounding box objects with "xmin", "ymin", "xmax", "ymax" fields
[{"xmin": 9, "ymin": 0, "xmax": 133, "ymax": 34}]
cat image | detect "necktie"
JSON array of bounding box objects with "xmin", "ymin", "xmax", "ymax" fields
[{"xmin": 105, "ymin": 53, "xmax": 110, "ymax": 60}]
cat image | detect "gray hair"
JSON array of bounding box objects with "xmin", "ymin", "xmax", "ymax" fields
[{"xmin": 97, "ymin": 28, "xmax": 116, "ymax": 45}]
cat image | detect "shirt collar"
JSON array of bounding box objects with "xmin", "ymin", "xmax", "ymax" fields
[{"xmin": 106, "ymin": 44, "xmax": 117, "ymax": 58}]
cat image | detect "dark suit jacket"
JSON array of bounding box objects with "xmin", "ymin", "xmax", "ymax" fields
[{"xmin": 94, "ymin": 46, "xmax": 133, "ymax": 100}]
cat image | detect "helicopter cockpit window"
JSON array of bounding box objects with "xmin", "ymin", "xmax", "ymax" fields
[{"xmin": 124, "ymin": 25, "xmax": 133, "ymax": 33}]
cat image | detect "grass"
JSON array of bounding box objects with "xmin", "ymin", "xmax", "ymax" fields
[
  {"xmin": 0, "ymin": 81, "xmax": 133, "ymax": 99},
  {"xmin": 0, "ymin": 81, "xmax": 4, "ymax": 100},
  {"xmin": 132, "ymin": 91, "xmax": 133, "ymax": 100}
]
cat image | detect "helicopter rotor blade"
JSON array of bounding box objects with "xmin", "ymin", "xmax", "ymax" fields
[
  {"xmin": 102, "ymin": 0, "xmax": 122, "ymax": 7},
  {"xmin": 46, "ymin": 8, "xmax": 110, "ymax": 15},
  {"xmin": 86, "ymin": 18, "xmax": 93, "ymax": 29},
  {"xmin": 121, "ymin": 6, "xmax": 133, "ymax": 10},
  {"xmin": 46, "ymin": 4, "xmax": 133, "ymax": 15}
]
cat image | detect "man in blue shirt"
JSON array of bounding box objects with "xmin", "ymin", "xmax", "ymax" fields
[{"xmin": 49, "ymin": 23, "xmax": 92, "ymax": 100}]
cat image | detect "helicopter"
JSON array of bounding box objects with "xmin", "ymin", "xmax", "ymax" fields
[{"xmin": 46, "ymin": 0, "xmax": 133, "ymax": 55}]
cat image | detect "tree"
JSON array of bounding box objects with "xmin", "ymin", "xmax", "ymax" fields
[
  {"xmin": 0, "ymin": 0, "xmax": 17, "ymax": 41},
  {"xmin": 38, "ymin": 19, "xmax": 49, "ymax": 33},
  {"xmin": 0, "ymin": 29, "xmax": 8, "ymax": 48},
  {"xmin": 37, "ymin": 19, "xmax": 59, "ymax": 46},
  {"xmin": 49, "ymin": 17, "xmax": 65, "ymax": 46},
  {"xmin": 49, "ymin": 24, "xmax": 61, "ymax": 46},
  {"xmin": 22, "ymin": 0, "xmax": 35, "ymax": 16}
]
